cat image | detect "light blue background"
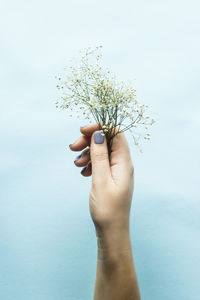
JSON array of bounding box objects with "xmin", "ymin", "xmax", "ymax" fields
[{"xmin": 0, "ymin": 0, "xmax": 200, "ymax": 299}]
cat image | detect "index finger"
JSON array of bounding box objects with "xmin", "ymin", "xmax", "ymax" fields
[{"xmin": 80, "ymin": 123, "xmax": 101, "ymax": 136}]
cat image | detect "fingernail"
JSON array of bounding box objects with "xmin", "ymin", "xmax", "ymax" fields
[
  {"xmin": 81, "ymin": 166, "xmax": 87, "ymax": 175},
  {"xmin": 74, "ymin": 154, "xmax": 82, "ymax": 163},
  {"xmin": 94, "ymin": 132, "xmax": 104, "ymax": 144},
  {"xmin": 69, "ymin": 138, "xmax": 78, "ymax": 148}
]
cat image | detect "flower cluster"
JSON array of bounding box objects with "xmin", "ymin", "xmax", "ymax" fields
[{"xmin": 55, "ymin": 46, "xmax": 155, "ymax": 153}]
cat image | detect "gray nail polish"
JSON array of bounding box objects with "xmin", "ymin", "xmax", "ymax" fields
[
  {"xmin": 94, "ymin": 132, "xmax": 104, "ymax": 144},
  {"xmin": 74, "ymin": 154, "xmax": 82, "ymax": 162}
]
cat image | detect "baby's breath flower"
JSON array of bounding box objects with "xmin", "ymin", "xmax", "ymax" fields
[{"xmin": 55, "ymin": 45, "xmax": 155, "ymax": 154}]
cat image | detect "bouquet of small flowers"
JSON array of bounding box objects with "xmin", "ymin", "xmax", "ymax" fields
[{"xmin": 55, "ymin": 45, "xmax": 155, "ymax": 155}]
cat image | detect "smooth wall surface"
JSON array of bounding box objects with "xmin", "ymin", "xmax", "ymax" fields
[{"xmin": 0, "ymin": 0, "xmax": 200, "ymax": 299}]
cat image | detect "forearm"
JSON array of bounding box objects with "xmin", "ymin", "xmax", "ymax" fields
[{"xmin": 93, "ymin": 228, "xmax": 140, "ymax": 300}]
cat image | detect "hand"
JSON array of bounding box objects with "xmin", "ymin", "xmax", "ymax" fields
[{"xmin": 70, "ymin": 123, "xmax": 134, "ymax": 244}]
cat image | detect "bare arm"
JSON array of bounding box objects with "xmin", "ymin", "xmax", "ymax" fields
[{"xmin": 94, "ymin": 229, "xmax": 140, "ymax": 300}]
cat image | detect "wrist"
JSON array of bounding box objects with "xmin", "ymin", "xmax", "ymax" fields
[{"xmin": 96, "ymin": 225, "xmax": 132, "ymax": 257}]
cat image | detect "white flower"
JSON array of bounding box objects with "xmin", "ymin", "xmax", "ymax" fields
[{"xmin": 56, "ymin": 45, "xmax": 155, "ymax": 152}]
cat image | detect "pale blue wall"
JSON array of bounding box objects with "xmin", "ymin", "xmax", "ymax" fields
[{"xmin": 0, "ymin": 0, "xmax": 200, "ymax": 299}]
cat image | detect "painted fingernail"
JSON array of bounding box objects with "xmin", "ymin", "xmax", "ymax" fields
[
  {"xmin": 94, "ymin": 132, "xmax": 104, "ymax": 144},
  {"xmin": 74, "ymin": 154, "xmax": 82, "ymax": 163},
  {"xmin": 81, "ymin": 166, "xmax": 87, "ymax": 175},
  {"xmin": 69, "ymin": 144, "xmax": 72, "ymax": 148}
]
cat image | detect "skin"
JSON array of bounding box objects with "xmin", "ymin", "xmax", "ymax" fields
[{"xmin": 69, "ymin": 123, "xmax": 141, "ymax": 300}]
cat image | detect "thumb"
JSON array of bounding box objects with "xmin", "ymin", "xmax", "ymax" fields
[{"xmin": 90, "ymin": 131, "xmax": 111, "ymax": 185}]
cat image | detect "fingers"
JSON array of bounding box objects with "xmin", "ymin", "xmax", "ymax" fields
[
  {"xmin": 110, "ymin": 131, "xmax": 134, "ymax": 178},
  {"xmin": 69, "ymin": 134, "xmax": 90, "ymax": 151},
  {"xmin": 80, "ymin": 123, "xmax": 100, "ymax": 137},
  {"xmin": 70, "ymin": 123, "xmax": 101, "ymax": 177},
  {"xmin": 79, "ymin": 124, "xmax": 132, "ymax": 168},
  {"xmin": 74, "ymin": 148, "xmax": 90, "ymax": 167},
  {"xmin": 69, "ymin": 127, "xmax": 93, "ymax": 177},
  {"xmin": 80, "ymin": 161, "xmax": 92, "ymax": 177},
  {"xmin": 73, "ymin": 148, "xmax": 92, "ymax": 176},
  {"xmin": 111, "ymin": 131, "xmax": 131, "ymax": 161},
  {"xmin": 70, "ymin": 123, "xmax": 101, "ymax": 152},
  {"xmin": 90, "ymin": 131, "xmax": 111, "ymax": 185},
  {"xmin": 69, "ymin": 123, "xmax": 132, "ymax": 180}
]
